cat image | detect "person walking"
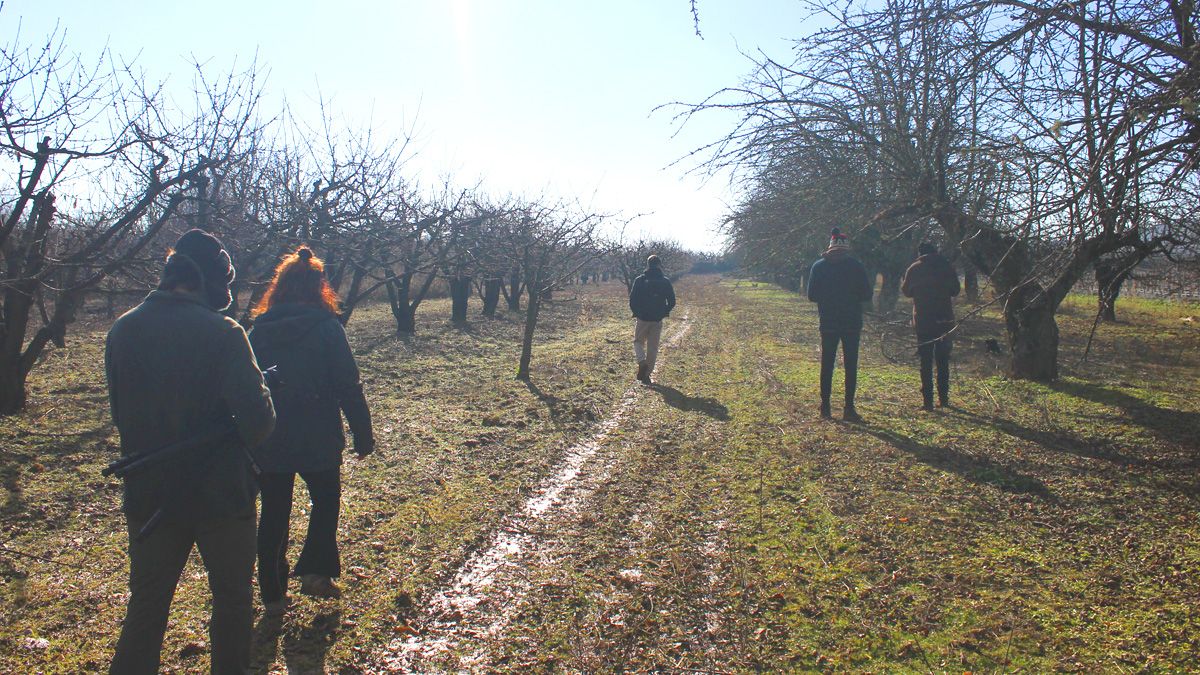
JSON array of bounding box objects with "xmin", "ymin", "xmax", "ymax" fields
[
  {"xmin": 248, "ymin": 247, "xmax": 374, "ymax": 615},
  {"xmin": 901, "ymin": 242, "xmax": 961, "ymax": 410},
  {"xmin": 807, "ymin": 227, "xmax": 873, "ymax": 421},
  {"xmin": 628, "ymin": 254, "xmax": 676, "ymax": 384},
  {"xmin": 106, "ymin": 229, "xmax": 276, "ymax": 675}
]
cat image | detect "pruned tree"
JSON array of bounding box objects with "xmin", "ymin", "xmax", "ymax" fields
[{"xmin": 0, "ymin": 26, "xmax": 261, "ymax": 413}]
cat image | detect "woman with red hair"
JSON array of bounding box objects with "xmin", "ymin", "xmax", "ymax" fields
[{"xmin": 248, "ymin": 247, "xmax": 374, "ymax": 614}]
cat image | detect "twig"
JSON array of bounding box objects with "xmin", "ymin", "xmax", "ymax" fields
[{"xmin": 0, "ymin": 543, "xmax": 83, "ymax": 568}]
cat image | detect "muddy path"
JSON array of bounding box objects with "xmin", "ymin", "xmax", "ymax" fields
[{"xmin": 374, "ymin": 310, "xmax": 737, "ymax": 671}]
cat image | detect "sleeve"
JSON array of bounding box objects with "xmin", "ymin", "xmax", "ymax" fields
[
  {"xmin": 325, "ymin": 319, "xmax": 374, "ymax": 451},
  {"xmin": 665, "ymin": 280, "xmax": 676, "ymax": 314},
  {"xmin": 220, "ymin": 322, "xmax": 276, "ymax": 448},
  {"xmin": 104, "ymin": 330, "xmax": 120, "ymax": 427},
  {"xmin": 628, "ymin": 278, "xmax": 641, "ymax": 316},
  {"xmin": 947, "ymin": 263, "xmax": 962, "ymax": 297},
  {"xmin": 806, "ymin": 262, "xmax": 822, "ymax": 303},
  {"xmin": 901, "ymin": 262, "xmax": 916, "ymax": 298}
]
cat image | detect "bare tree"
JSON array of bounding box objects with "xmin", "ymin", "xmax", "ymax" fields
[{"xmin": 0, "ymin": 26, "xmax": 261, "ymax": 413}]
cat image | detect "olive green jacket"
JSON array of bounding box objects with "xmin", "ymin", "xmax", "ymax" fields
[{"xmin": 105, "ymin": 290, "xmax": 275, "ymax": 521}]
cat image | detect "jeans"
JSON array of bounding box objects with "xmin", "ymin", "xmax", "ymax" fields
[
  {"xmin": 820, "ymin": 330, "xmax": 861, "ymax": 407},
  {"xmin": 111, "ymin": 512, "xmax": 256, "ymax": 675},
  {"xmin": 917, "ymin": 333, "xmax": 952, "ymax": 404},
  {"xmin": 256, "ymin": 469, "xmax": 342, "ymax": 604}
]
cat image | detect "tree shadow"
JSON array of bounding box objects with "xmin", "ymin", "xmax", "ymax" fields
[
  {"xmin": 648, "ymin": 384, "xmax": 731, "ymax": 421},
  {"xmin": 863, "ymin": 426, "xmax": 1053, "ymax": 499},
  {"xmin": 1049, "ymin": 380, "xmax": 1200, "ymax": 451},
  {"xmin": 944, "ymin": 408, "xmax": 1166, "ymax": 470}
]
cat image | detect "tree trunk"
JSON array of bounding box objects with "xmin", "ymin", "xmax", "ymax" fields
[
  {"xmin": 506, "ymin": 270, "xmax": 522, "ymax": 311},
  {"xmin": 1004, "ymin": 285, "xmax": 1059, "ymax": 381},
  {"xmin": 0, "ymin": 355, "xmax": 30, "ymax": 415},
  {"xmin": 449, "ymin": 275, "xmax": 471, "ymax": 323},
  {"xmin": 385, "ymin": 272, "xmax": 417, "ymax": 334},
  {"xmin": 962, "ymin": 258, "xmax": 980, "ymax": 304},
  {"xmin": 482, "ymin": 277, "xmax": 501, "ymax": 317},
  {"xmin": 876, "ymin": 270, "xmax": 901, "ymax": 314},
  {"xmin": 516, "ymin": 286, "xmax": 541, "ymax": 381},
  {"xmin": 1095, "ymin": 262, "xmax": 1131, "ymax": 322}
]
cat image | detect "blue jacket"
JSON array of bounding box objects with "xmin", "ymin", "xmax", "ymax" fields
[{"xmin": 807, "ymin": 253, "xmax": 873, "ymax": 332}]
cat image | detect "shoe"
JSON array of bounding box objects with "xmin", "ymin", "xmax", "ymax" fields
[
  {"xmin": 842, "ymin": 406, "xmax": 863, "ymax": 423},
  {"xmin": 299, "ymin": 574, "xmax": 341, "ymax": 599},
  {"xmin": 819, "ymin": 402, "xmax": 832, "ymax": 419},
  {"xmin": 938, "ymin": 395, "xmax": 950, "ymax": 408},
  {"xmin": 636, "ymin": 361, "xmax": 648, "ymax": 383},
  {"xmin": 922, "ymin": 399, "xmax": 934, "ymax": 412},
  {"xmin": 263, "ymin": 596, "xmax": 289, "ymax": 617}
]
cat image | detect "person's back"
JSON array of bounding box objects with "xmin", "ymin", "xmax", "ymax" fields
[
  {"xmin": 107, "ymin": 292, "xmax": 274, "ymax": 521},
  {"xmin": 807, "ymin": 252, "xmax": 872, "ymax": 332},
  {"xmin": 901, "ymin": 250, "xmax": 960, "ymax": 338},
  {"xmin": 628, "ymin": 255, "xmax": 676, "ymax": 384}
]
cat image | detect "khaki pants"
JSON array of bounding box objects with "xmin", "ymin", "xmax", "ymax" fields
[
  {"xmin": 111, "ymin": 512, "xmax": 256, "ymax": 675},
  {"xmin": 633, "ymin": 319, "xmax": 664, "ymax": 372}
]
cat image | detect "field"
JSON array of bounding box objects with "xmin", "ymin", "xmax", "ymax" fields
[{"xmin": 2, "ymin": 276, "xmax": 1199, "ymax": 673}]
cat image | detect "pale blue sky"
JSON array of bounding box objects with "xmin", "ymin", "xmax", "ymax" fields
[{"xmin": 5, "ymin": 1, "xmax": 813, "ymax": 251}]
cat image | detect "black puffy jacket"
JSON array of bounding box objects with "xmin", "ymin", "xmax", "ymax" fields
[
  {"xmin": 249, "ymin": 303, "xmax": 373, "ymax": 473},
  {"xmin": 629, "ymin": 268, "xmax": 677, "ymax": 321},
  {"xmin": 807, "ymin": 252, "xmax": 873, "ymax": 332}
]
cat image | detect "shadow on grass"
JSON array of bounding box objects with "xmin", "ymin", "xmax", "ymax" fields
[
  {"xmin": 945, "ymin": 408, "xmax": 1158, "ymax": 469},
  {"xmin": 648, "ymin": 384, "xmax": 731, "ymax": 421},
  {"xmin": 864, "ymin": 426, "xmax": 1053, "ymax": 499},
  {"xmin": 250, "ymin": 608, "xmax": 341, "ymax": 674},
  {"xmin": 1050, "ymin": 380, "xmax": 1200, "ymax": 451}
]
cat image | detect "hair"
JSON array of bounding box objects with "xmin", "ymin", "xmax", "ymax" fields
[
  {"xmin": 251, "ymin": 246, "xmax": 341, "ymax": 318},
  {"xmin": 159, "ymin": 229, "xmax": 235, "ymax": 310},
  {"xmin": 647, "ymin": 254, "xmax": 661, "ymax": 268}
]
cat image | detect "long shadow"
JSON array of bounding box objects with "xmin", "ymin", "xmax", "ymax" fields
[
  {"xmin": 1050, "ymin": 380, "xmax": 1200, "ymax": 451},
  {"xmin": 944, "ymin": 407, "xmax": 1167, "ymax": 470},
  {"xmin": 648, "ymin": 383, "xmax": 731, "ymax": 421},
  {"xmin": 864, "ymin": 426, "xmax": 1053, "ymax": 499},
  {"xmin": 249, "ymin": 614, "xmax": 283, "ymax": 674}
]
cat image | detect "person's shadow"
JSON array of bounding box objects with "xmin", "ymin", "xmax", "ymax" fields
[
  {"xmin": 649, "ymin": 383, "xmax": 731, "ymax": 421},
  {"xmin": 249, "ymin": 607, "xmax": 341, "ymax": 674}
]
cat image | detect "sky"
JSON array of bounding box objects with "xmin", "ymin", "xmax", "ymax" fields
[{"xmin": 3, "ymin": 0, "xmax": 814, "ymax": 251}]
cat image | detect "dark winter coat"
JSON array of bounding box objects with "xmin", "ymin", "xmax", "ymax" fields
[
  {"xmin": 807, "ymin": 252, "xmax": 873, "ymax": 332},
  {"xmin": 248, "ymin": 303, "xmax": 373, "ymax": 473},
  {"xmin": 901, "ymin": 252, "xmax": 961, "ymax": 338},
  {"xmin": 629, "ymin": 268, "xmax": 676, "ymax": 322},
  {"xmin": 105, "ymin": 290, "xmax": 276, "ymax": 522}
]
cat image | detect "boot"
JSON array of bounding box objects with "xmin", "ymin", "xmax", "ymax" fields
[
  {"xmin": 819, "ymin": 400, "xmax": 832, "ymax": 419},
  {"xmin": 938, "ymin": 391, "xmax": 950, "ymax": 408},
  {"xmin": 299, "ymin": 574, "xmax": 341, "ymax": 599},
  {"xmin": 922, "ymin": 394, "xmax": 934, "ymax": 412},
  {"xmin": 636, "ymin": 361, "xmax": 647, "ymax": 382},
  {"xmin": 842, "ymin": 404, "xmax": 863, "ymax": 423}
]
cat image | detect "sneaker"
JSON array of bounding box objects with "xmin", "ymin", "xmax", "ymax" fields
[
  {"xmin": 842, "ymin": 406, "xmax": 864, "ymax": 423},
  {"xmin": 299, "ymin": 574, "xmax": 341, "ymax": 599},
  {"xmin": 819, "ymin": 402, "xmax": 832, "ymax": 419}
]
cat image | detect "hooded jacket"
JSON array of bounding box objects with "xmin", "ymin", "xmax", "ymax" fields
[
  {"xmin": 248, "ymin": 304, "xmax": 373, "ymax": 473},
  {"xmin": 901, "ymin": 252, "xmax": 961, "ymax": 338},
  {"xmin": 807, "ymin": 251, "xmax": 873, "ymax": 332},
  {"xmin": 105, "ymin": 290, "xmax": 276, "ymax": 522},
  {"xmin": 629, "ymin": 267, "xmax": 676, "ymax": 322}
]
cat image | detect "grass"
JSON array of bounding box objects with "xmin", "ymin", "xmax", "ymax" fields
[{"xmin": 1, "ymin": 276, "xmax": 1199, "ymax": 672}]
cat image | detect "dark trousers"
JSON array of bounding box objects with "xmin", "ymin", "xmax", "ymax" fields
[
  {"xmin": 111, "ymin": 512, "xmax": 256, "ymax": 675},
  {"xmin": 820, "ymin": 330, "xmax": 861, "ymax": 407},
  {"xmin": 256, "ymin": 469, "xmax": 342, "ymax": 603},
  {"xmin": 917, "ymin": 334, "xmax": 952, "ymax": 404}
]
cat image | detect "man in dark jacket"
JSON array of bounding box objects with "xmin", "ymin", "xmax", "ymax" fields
[
  {"xmin": 901, "ymin": 242, "xmax": 961, "ymax": 410},
  {"xmin": 105, "ymin": 230, "xmax": 275, "ymax": 675},
  {"xmin": 628, "ymin": 254, "xmax": 676, "ymax": 384},
  {"xmin": 807, "ymin": 227, "xmax": 873, "ymax": 421}
]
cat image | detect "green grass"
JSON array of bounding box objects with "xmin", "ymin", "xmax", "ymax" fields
[{"xmin": 1, "ymin": 276, "xmax": 1198, "ymax": 672}]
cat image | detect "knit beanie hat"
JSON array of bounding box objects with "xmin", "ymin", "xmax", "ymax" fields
[
  {"xmin": 159, "ymin": 229, "xmax": 235, "ymax": 310},
  {"xmin": 826, "ymin": 227, "xmax": 850, "ymax": 254}
]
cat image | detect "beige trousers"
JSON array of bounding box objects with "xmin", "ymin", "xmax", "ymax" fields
[{"xmin": 633, "ymin": 319, "xmax": 664, "ymax": 372}]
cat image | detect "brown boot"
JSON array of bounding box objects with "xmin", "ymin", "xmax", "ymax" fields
[{"xmin": 636, "ymin": 361, "xmax": 649, "ymax": 383}]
